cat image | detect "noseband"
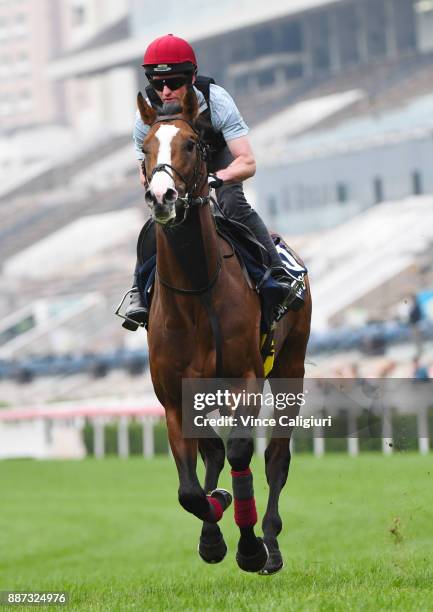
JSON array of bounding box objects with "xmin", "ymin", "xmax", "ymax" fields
[{"xmin": 142, "ymin": 116, "xmax": 210, "ymax": 222}]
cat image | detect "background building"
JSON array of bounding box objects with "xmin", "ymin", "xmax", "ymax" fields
[
  {"xmin": 48, "ymin": 0, "xmax": 420, "ymax": 125},
  {"xmin": 42, "ymin": 0, "xmax": 433, "ymax": 232},
  {"xmin": 0, "ymin": 0, "xmax": 66, "ymax": 131},
  {"xmin": 1, "ymin": 0, "xmax": 433, "ymax": 411}
]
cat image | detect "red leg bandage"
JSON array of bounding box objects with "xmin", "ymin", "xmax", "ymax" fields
[
  {"xmin": 204, "ymin": 495, "xmax": 224, "ymax": 523},
  {"xmin": 231, "ymin": 468, "xmax": 257, "ymax": 527},
  {"xmin": 231, "ymin": 468, "xmax": 252, "ymax": 477},
  {"xmin": 234, "ymin": 498, "xmax": 258, "ymax": 528}
]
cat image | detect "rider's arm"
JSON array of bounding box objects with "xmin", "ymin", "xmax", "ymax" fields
[
  {"xmin": 207, "ymin": 85, "xmax": 254, "ymax": 184},
  {"xmin": 215, "ymin": 136, "xmax": 256, "ymax": 184},
  {"xmin": 133, "ymin": 109, "xmax": 149, "ymax": 187}
]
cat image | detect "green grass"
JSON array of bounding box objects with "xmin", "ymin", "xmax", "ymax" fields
[{"xmin": 0, "ymin": 454, "xmax": 432, "ymax": 611}]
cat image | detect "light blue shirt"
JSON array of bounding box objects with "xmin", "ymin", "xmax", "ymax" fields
[{"xmin": 133, "ymin": 83, "xmax": 249, "ymax": 160}]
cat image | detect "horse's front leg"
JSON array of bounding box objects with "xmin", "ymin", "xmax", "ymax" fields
[
  {"xmin": 227, "ymin": 435, "xmax": 269, "ymax": 572},
  {"xmin": 165, "ymin": 407, "xmax": 231, "ymax": 524},
  {"xmin": 197, "ymin": 436, "xmax": 229, "ymax": 563}
]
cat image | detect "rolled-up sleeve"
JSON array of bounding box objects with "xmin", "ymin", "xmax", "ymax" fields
[
  {"xmin": 133, "ymin": 110, "xmax": 149, "ymax": 160},
  {"xmin": 210, "ymin": 85, "xmax": 249, "ymax": 142}
]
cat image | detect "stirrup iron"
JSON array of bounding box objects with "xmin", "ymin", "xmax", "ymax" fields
[{"xmin": 114, "ymin": 290, "xmax": 146, "ymax": 330}]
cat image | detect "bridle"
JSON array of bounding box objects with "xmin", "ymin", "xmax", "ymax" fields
[{"xmin": 142, "ymin": 115, "xmax": 210, "ymax": 225}]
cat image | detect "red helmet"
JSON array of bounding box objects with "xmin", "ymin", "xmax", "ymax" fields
[{"xmin": 143, "ymin": 34, "xmax": 197, "ymax": 76}]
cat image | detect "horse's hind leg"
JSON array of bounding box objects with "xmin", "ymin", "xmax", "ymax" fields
[
  {"xmin": 261, "ymin": 436, "xmax": 292, "ymax": 575},
  {"xmin": 261, "ymin": 332, "xmax": 308, "ymax": 575},
  {"xmin": 197, "ymin": 437, "xmax": 228, "ymax": 563},
  {"xmin": 166, "ymin": 407, "xmax": 231, "ymax": 524}
]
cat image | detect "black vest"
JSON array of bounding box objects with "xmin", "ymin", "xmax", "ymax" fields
[{"xmin": 145, "ymin": 75, "xmax": 227, "ymax": 169}]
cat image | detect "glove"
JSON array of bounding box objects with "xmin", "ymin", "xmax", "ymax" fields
[{"xmin": 208, "ymin": 174, "xmax": 224, "ymax": 189}]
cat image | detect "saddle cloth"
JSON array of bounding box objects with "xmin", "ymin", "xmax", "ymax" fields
[{"xmin": 136, "ymin": 217, "xmax": 307, "ymax": 335}]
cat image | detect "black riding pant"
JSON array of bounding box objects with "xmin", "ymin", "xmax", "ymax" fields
[
  {"xmin": 133, "ymin": 146, "xmax": 281, "ymax": 280},
  {"xmin": 212, "ymin": 147, "xmax": 280, "ymax": 267}
]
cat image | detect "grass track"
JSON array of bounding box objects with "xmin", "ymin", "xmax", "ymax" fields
[{"xmin": 0, "ymin": 454, "xmax": 432, "ymax": 611}]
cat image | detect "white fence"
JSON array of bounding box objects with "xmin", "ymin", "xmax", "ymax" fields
[
  {"xmin": 0, "ymin": 401, "xmax": 430, "ymax": 459},
  {"xmin": 0, "ymin": 402, "xmax": 164, "ymax": 460}
]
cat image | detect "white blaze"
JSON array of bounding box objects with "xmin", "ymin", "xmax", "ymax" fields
[{"xmin": 150, "ymin": 125, "xmax": 179, "ymax": 203}]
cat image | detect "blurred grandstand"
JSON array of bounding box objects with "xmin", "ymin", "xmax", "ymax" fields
[{"xmin": 1, "ymin": 0, "xmax": 433, "ymax": 411}]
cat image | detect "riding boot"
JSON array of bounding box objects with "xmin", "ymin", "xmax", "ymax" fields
[
  {"xmin": 122, "ymin": 274, "xmax": 149, "ymax": 332},
  {"xmin": 120, "ymin": 221, "xmax": 156, "ymax": 331},
  {"xmin": 270, "ymin": 266, "xmax": 305, "ymax": 318},
  {"xmin": 240, "ymin": 211, "xmax": 305, "ymax": 317}
]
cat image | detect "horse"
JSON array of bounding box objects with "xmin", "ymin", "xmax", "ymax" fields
[{"xmin": 136, "ymin": 87, "xmax": 312, "ymax": 574}]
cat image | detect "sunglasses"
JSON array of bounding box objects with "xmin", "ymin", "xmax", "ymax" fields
[{"xmin": 150, "ymin": 75, "xmax": 189, "ymax": 92}]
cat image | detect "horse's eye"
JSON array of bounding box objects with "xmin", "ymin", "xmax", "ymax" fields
[
  {"xmin": 185, "ymin": 139, "xmax": 196, "ymax": 152},
  {"xmin": 142, "ymin": 148, "xmax": 149, "ymax": 156}
]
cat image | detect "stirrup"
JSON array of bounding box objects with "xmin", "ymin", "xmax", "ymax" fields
[
  {"xmin": 274, "ymin": 273, "xmax": 306, "ymax": 321},
  {"xmin": 114, "ymin": 290, "xmax": 146, "ymax": 331}
]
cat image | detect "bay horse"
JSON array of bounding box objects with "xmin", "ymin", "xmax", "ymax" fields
[{"xmin": 137, "ymin": 88, "xmax": 311, "ymax": 574}]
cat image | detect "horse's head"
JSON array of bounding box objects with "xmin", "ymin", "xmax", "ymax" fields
[{"xmin": 137, "ymin": 89, "xmax": 207, "ymax": 225}]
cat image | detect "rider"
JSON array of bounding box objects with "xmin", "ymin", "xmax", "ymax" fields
[{"xmin": 123, "ymin": 33, "xmax": 304, "ymax": 330}]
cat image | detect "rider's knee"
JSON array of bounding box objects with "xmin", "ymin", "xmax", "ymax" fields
[{"xmin": 217, "ymin": 184, "xmax": 251, "ymax": 218}]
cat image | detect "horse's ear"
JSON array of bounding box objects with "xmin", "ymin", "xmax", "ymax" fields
[
  {"xmin": 182, "ymin": 87, "xmax": 199, "ymax": 122},
  {"xmin": 137, "ymin": 92, "xmax": 157, "ymax": 125}
]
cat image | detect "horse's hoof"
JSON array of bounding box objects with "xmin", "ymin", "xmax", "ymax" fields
[
  {"xmin": 258, "ymin": 550, "xmax": 284, "ymax": 575},
  {"xmin": 198, "ymin": 534, "xmax": 227, "ymax": 564},
  {"xmin": 236, "ymin": 538, "xmax": 269, "ymax": 573}
]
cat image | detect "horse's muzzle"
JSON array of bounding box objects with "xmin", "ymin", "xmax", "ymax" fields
[
  {"xmin": 145, "ymin": 187, "xmax": 178, "ymax": 205},
  {"xmin": 145, "ymin": 189, "xmax": 177, "ymax": 225}
]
